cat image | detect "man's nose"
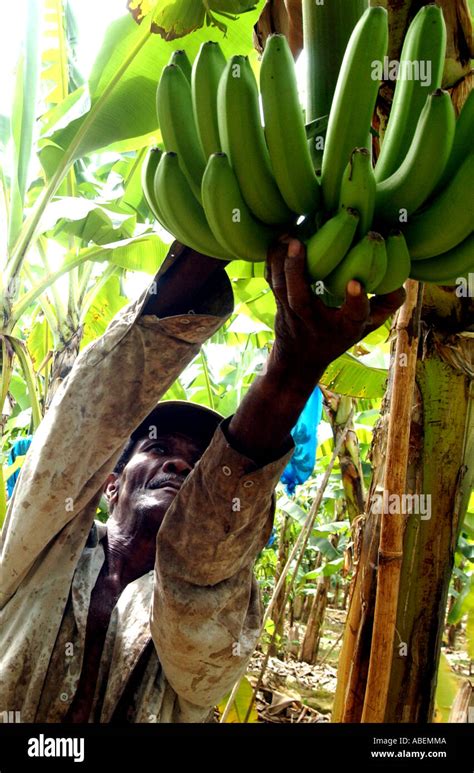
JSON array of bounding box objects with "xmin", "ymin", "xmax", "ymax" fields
[{"xmin": 161, "ymin": 457, "xmax": 193, "ymax": 476}]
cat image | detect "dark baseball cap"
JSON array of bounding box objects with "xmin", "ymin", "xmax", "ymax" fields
[{"xmin": 130, "ymin": 400, "xmax": 224, "ymax": 448}]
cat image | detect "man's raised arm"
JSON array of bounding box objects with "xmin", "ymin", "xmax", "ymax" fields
[
  {"xmin": 0, "ymin": 245, "xmax": 232, "ymax": 607},
  {"xmin": 227, "ymin": 239, "xmax": 406, "ymax": 464}
]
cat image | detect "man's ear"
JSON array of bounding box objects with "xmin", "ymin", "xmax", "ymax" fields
[{"xmin": 104, "ymin": 472, "xmax": 120, "ymax": 511}]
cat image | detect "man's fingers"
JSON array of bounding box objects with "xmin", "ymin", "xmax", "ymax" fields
[
  {"xmin": 366, "ymin": 286, "xmax": 407, "ymax": 333},
  {"xmin": 266, "ymin": 239, "xmax": 288, "ymax": 304},
  {"xmin": 340, "ymin": 280, "xmax": 371, "ymax": 326},
  {"xmin": 284, "ymin": 239, "xmax": 314, "ymax": 319}
]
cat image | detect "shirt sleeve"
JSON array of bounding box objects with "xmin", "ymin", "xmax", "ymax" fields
[
  {"xmin": 150, "ymin": 419, "xmax": 294, "ymax": 711},
  {"xmin": 0, "ymin": 260, "xmax": 233, "ymax": 609}
]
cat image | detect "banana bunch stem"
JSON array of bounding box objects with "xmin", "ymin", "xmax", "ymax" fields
[{"xmin": 303, "ymin": 0, "xmax": 367, "ymax": 123}]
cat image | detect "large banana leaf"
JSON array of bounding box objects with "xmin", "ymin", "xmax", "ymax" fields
[{"xmin": 39, "ymin": 2, "xmax": 265, "ymax": 178}]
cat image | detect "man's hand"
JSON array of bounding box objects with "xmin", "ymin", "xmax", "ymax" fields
[
  {"xmin": 227, "ymin": 237, "xmax": 406, "ymax": 465},
  {"xmin": 268, "ymin": 237, "xmax": 406, "ymax": 385}
]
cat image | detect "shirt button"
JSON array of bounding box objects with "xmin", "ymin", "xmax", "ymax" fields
[
  {"xmin": 222, "ymin": 465, "xmax": 232, "ymax": 476},
  {"xmin": 243, "ymin": 480, "xmax": 254, "ymax": 488}
]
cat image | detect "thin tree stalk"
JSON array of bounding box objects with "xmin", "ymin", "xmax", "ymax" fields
[
  {"xmin": 8, "ymin": 335, "xmax": 42, "ymax": 430},
  {"xmin": 361, "ymin": 280, "xmax": 423, "ymax": 722},
  {"xmin": 200, "ymin": 349, "xmax": 215, "ymax": 411},
  {"xmin": 220, "ymin": 413, "xmax": 353, "ymax": 723},
  {"xmin": 0, "ymin": 337, "xmax": 15, "ymax": 422}
]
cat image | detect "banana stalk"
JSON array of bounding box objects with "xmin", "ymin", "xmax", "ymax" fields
[
  {"xmin": 302, "ymin": 0, "xmax": 368, "ymax": 167},
  {"xmin": 303, "ymin": 0, "xmax": 368, "ymax": 121}
]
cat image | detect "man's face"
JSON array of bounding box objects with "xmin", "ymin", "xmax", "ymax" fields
[{"xmin": 107, "ymin": 431, "xmax": 205, "ymax": 535}]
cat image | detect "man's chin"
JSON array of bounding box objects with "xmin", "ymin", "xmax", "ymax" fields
[{"xmin": 131, "ymin": 489, "xmax": 177, "ymax": 527}]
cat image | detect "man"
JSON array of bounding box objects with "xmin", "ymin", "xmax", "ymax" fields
[{"xmin": 0, "ymin": 238, "xmax": 404, "ymax": 722}]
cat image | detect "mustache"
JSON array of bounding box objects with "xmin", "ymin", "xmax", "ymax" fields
[{"xmin": 146, "ymin": 473, "xmax": 185, "ymax": 491}]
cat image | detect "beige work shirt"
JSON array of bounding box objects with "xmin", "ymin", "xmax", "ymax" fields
[{"xmin": 0, "ymin": 254, "xmax": 293, "ymax": 723}]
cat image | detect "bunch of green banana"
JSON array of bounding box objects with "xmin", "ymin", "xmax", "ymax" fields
[
  {"xmin": 375, "ymin": 4, "xmax": 447, "ymax": 183},
  {"xmin": 144, "ymin": 4, "xmax": 473, "ymax": 298}
]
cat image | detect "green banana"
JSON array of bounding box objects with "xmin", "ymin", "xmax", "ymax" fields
[
  {"xmin": 374, "ymin": 89, "xmax": 455, "ymax": 225},
  {"xmin": 433, "ymin": 88, "xmax": 474, "ymax": 195},
  {"xmin": 404, "ymin": 154, "xmax": 474, "ymax": 260},
  {"xmin": 375, "ymin": 5, "xmax": 447, "ymax": 182},
  {"xmin": 409, "ymin": 233, "xmax": 474, "ymax": 284},
  {"xmin": 169, "ymin": 49, "xmax": 192, "ymax": 83},
  {"xmin": 260, "ymin": 34, "xmax": 321, "ymax": 215},
  {"xmin": 191, "ymin": 41, "xmax": 226, "ymax": 158},
  {"xmin": 141, "ymin": 146, "xmax": 167, "ymax": 225},
  {"xmin": 321, "ymin": 7, "xmax": 388, "ymax": 213},
  {"xmin": 305, "ymin": 208, "xmax": 360, "ymax": 282},
  {"xmin": 154, "ymin": 152, "xmax": 230, "ymax": 260},
  {"xmin": 325, "ymin": 231, "xmax": 387, "ymax": 299},
  {"xmin": 156, "ymin": 64, "xmax": 206, "ymax": 202},
  {"xmin": 338, "ymin": 148, "xmax": 376, "ymax": 238},
  {"xmin": 202, "ymin": 153, "xmax": 273, "ymax": 261},
  {"xmin": 373, "ymin": 231, "xmax": 411, "ymax": 294},
  {"xmin": 218, "ymin": 55, "xmax": 293, "ymax": 225}
]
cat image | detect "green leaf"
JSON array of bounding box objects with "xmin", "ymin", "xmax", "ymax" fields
[
  {"xmin": 467, "ymin": 608, "xmax": 474, "ymax": 659},
  {"xmin": 105, "ymin": 233, "xmax": 169, "ymax": 273},
  {"xmin": 435, "ymin": 652, "xmax": 460, "ymax": 722},
  {"xmin": 305, "ymin": 557, "xmax": 345, "ymax": 580},
  {"xmin": 310, "ymin": 537, "xmax": 340, "ymax": 561},
  {"xmin": 128, "ymin": 0, "xmax": 259, "ymax": 39},
  {"xmin": 217, "ymin": 676, "xmax": 258, "ymax": 723},
  {"xmin": 3, "ymin": 455, "xmax": 27, "ymax": 482},
  {"xmin": 9, "ymin": 374, "xmax": 31, "ymax": 412},
  {"xmin": 227, "ymin": 261, "xmax": 266, "ymax": 279},
  {"xmin": 115, "ymin": 148, "xmax": 149, "ymax": 217},
  {"xmin": 81, "ymin": 274, "xmax": 128, "ymax": 348},
  {"xmin": 41, "ymin": 198, "xmax": 136, "ymax": 244},
  {"xmin": 55, "ymin": 207, "xmax": 136, "ymax": 246},
  {"xmin": 448, "ymin": 575, "xmax": 474, "ymax": 626},
  {"xmin": 279, "ymin": 497, "xmax": 307, "ymax": 525},
  {"xmin": 26, "ymin": 315, "xmax": 49, "ymax": 372},
  {"xmin": 41, "ymin": 0, "xmax": 70, "ymax": 107},
  {"xmin": 150, "ymin": 0, "xmax": 206, "ymax": 39},
  {"xmin": 321, "ymin": 352, "xmax": 388, "ymax": 399}
]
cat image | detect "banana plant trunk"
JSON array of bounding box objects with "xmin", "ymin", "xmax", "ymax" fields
[
  {"xmin": 299, "ymin": 574, "xmax": 330, "ymax": 663},
  {"xmin": 384, "ymin": 289, "xmax": 473, "ymax": 722},
  {"xmin": 333, "ymin": 0, "xmax": 474, "ymax": 722},
  {"xmin": 44, "ymin": 326, "xmax": 83, "ymax": 411}
]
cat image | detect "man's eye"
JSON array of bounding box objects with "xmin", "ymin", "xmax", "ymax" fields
[{"xmin": 149, "ymin": 443, "xmax": 166, "ymax": 454}]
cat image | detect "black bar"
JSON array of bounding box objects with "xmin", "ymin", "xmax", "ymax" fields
[{"xmin": 0, "ymin": 723, "xmax": 471, "ymax": 770}]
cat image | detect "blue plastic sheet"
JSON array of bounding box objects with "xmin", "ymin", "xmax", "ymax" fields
[
  {"xmin": 280, "ymin": 385, "xmax": 323, "ymax": 496},
  {"xmin": 6, "ymin": 436, "xmax": 32, "ymax": 498}
]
